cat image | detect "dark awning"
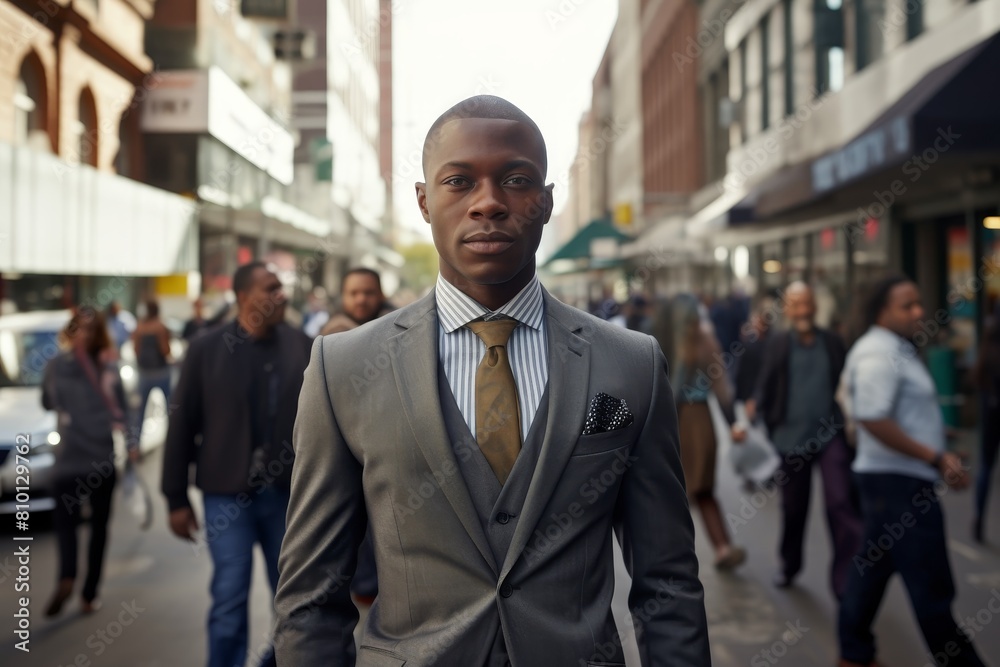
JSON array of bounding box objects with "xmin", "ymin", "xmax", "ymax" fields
[
  {"xmin": 542, "ymin": 219, "xmax": 633, "ymax": 265},
  {"xmin": 737, "ymin": 32, "xmax": 1000, "ymax": 220}
]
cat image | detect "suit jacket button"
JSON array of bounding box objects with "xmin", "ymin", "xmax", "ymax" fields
[
  {"xmin": 496, "ymin": 511, "xmax": 510, "ymax": 524},
  {"xmin": 499, "ymin": 582, "xmax": 513, "ymax": 598}
]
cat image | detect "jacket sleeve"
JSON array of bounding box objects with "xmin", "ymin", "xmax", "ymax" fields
[
  {"xmin": 752, "ymin": 334, "xmax": 780, "ymax": 414},
  {"xmin": 274, "ymin": 337, "xmax": 366, "ymax": 666},
  {"xmin": 617, "ymin": 337, "xmax": 710, "ymax": 666},
  {"xmin": 161, "ymin": 340, "xmax": 203, "ymax": 511}
]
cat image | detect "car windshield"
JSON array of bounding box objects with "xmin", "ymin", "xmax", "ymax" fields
[{"xmin": 0, "ymin": 330, "xmax": 62, "ymax": 388}]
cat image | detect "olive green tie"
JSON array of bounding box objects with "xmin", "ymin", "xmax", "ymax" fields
[{"xmin": 466, "ymin": 318, "xmax": 521, "ymax": 484}]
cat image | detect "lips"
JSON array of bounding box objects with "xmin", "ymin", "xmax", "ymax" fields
[{"xmin": 463, "ymin": 231, "xmax": 514, "ymax": 256}]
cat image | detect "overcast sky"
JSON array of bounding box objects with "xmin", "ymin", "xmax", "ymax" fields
[{"xmin": 391, "ymin": 1, "xmax": 619, "ymax": 239}]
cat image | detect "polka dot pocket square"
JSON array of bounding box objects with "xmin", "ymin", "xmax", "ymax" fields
[{"xmin": 582, "ymin": 392, "xmax": 634, "ymax": 436}]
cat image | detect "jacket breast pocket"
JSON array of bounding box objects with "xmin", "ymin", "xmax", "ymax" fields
[
  {"xmin": 571, "ymin": 428, "xmax": 633, "ymax": 457},
  {"xmin": 358, "ymin": 646, "xmax": 406, "ymax": 666}
]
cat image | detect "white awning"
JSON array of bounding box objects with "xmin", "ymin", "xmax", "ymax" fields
[{"xmin": 0, "ymin": 142, "xmax": 198, "ymax": 276}]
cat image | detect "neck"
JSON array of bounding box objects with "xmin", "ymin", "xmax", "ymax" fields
[
  {"xmin": 237, "ymin": 313, "xmax": 273, "ymax": 339},
  {"xmin": 443, "ymin": 267, "xmax": 534, "ymax": 311},
  {"xmin": 796, "ymin": 327, "xmax": 817, "ymax": 345}
]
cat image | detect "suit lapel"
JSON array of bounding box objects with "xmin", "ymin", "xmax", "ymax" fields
[
  {"xmin": 389, "ymin": 292, "xmax": 499, "ymax": 575},
  {"xmin": 500, "ymin": 292, "xmax": 591, "ymax": 579}
]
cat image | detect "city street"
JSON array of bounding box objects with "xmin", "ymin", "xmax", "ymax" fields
[{"xmin": 1, "ymin": 436, "xmax": 998, "ymax": 666}]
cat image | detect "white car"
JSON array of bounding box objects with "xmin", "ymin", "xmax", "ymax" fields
[{"xmin": 0, "ymin": 309, "xmax": 182, "ymax": 514}]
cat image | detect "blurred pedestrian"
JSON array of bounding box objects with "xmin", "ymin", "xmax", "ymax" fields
[
  {"xmin": 654, "ymin": 293, "xmax": 747, "ymax": 570},
  {"xmin": 749, "ymin": 282, "xmax": 861, "ymax": 598},
  {"xmin": 301, "ymin": 289, "xmax": 330, "ymax": 338},
  {"xmin": 624, "ymin": 294, "xmax": 653, "ymax": 334},
  {"xmin": 973, "ymin": 317, "xmax": 1000, "ymax": 543},
  {"xmin": 42, "ymin": 305, "xmax": 135, "ymax": 617},
  {"xmin": 319, "ymin": 268, "xmax": 393, "ymax": 336},
  {"xmin": 710, "ymin": 292, "xmax": 747, "ymax": 359},
  {"xmin": 131, "ymin": 299, "xmax": 172, "ymax": 444},
  {"xmin": 106, "ymin": 300, "xmax": 136, "ymax": 350},
  {"xmin": 162, "ymin": 262, "xmax": 312, "ymax": 667},
  {"xmin": 182, "ymin": 297, "xmax": 210, "ymax": 341},
  {"xmin": 838, "ymin": 275, "xmax": 986, "ymax": 667}
]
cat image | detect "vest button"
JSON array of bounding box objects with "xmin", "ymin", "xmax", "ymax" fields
[
  {"xmin": 499, "ymin": 582, "xmax": 513, "ymax": 598},
  {"xmin": 496, "ymin": 511, "xmax": 510, "ymax": 524}
]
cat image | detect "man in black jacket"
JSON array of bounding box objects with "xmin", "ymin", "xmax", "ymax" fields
[
  {"xmin": 749, "ymin": 281, "xmax": 861, "ymax": 599},
  {"xmin": 162, "ymin": 262, "xmax": 312, "ymax": 667}
]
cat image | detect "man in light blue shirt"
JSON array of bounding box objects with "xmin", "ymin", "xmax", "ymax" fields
[{"xmin": 838, "ymin": 276, "xmax": 984, "ymax": 667}]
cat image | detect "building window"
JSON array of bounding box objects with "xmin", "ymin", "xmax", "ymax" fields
[
  {"xmin": 14, "ymin": 54, "xmax": 48, "ymax": 151},
  {"xmin": 814, "ymin": 0, "xmax": 844, "ymax": 95},
  {"xmin": 784, "ymin": 0, "xmax": 794, "ymax": 115},
  {"xmin": 855, "ymin": 0, "xmax": 886, "ymax": 71},
  {"xmin": 760, "ymin": 14, "xmax": 771, "ymax": 131},
  {"xmin": 739, "ymin": 39, "xmax": 748, "ymax": 142},
  {"xmin": 76, "ymin": 88, "xmax": 98, "ymax": 167},
  {"xmin": 906, "ymin": 0, "xmax": 924, "ymax": 40}
]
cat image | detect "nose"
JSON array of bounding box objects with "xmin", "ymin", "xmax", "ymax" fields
[{"xmin": 469, "ymin": 180, "xmax": 508, "ymax": 220}]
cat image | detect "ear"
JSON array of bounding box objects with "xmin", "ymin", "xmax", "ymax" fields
[
  {"xmin": 415, "ymin": 183, "xmax": 431, "ymax": 224},
  {"xmin": 541, "ymin": 183, "xmax": 555, "ymax": 225}
]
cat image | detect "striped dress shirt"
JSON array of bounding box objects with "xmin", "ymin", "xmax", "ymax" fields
[{"xmin": 436, "ymin": 274, "xmax": 549, "ymax": 442}]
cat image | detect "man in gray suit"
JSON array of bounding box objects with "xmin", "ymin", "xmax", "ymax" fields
[{"xmin": 274, "ymin": 96, "xmax": 710, "ymax": 666}]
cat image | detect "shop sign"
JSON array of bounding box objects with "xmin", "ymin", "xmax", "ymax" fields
[
  {"xmin": 141, "ymin": 68, "xmax": 294, "ymax": 185},
  {"xmin": 812, "ymin": 117, "xmax": 910, "ymax": 194}
]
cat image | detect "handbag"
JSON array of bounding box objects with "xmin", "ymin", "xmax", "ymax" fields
[
  {"xmin": 728, "ymin": 401, "xmax": 782, "ymax": 485},
  {"xmin": 120, "ymin": 459, "xmax": 153, "ymax": 531}
]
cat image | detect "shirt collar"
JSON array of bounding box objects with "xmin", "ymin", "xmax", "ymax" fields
[
  {"xmin": 871, "ymin": 325, "xmax": 916, "ymax": 352},
  {"xmin": 435, "ymin": 273, "xmax": 544, "ymax": 333}
]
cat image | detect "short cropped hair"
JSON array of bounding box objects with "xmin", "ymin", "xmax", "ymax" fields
[
  {"xmin": 422, "ymin": 95, "xmax": 547, "ymax": 177},
  {"xmin": 342, "ymin": 267, "xmax": 382, "ymax": 293},
  {"xmin": 233, "ymin": 261, "xmax": 267, "ymax": 296}
]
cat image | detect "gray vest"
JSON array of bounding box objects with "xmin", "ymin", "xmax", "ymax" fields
[{"xmin": 437, "ymin": 366, "xmax": 551, "ymax": 667}]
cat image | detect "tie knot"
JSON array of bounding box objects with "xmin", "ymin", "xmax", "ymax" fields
[{"xmin": 467, "ymin": 318, "xmax": 518, "ymax": 348}]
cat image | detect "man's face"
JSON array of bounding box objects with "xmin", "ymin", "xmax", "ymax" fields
[
  {"xmin": 342, "ymin": 273, "xmax": 383, "ymax": 324},
  {"xmin": 239, "ymin": 267, "xmax": 286, "ymax": 328},
  {"xmin": 784, "ymin": 288, "xmax": 816, "ymax": 335},
  {"xmin": 415, "ymin": 118, "xmax": 553, "ymax": 291},
  {"xmin": 880, "ymin": 282, "xmax": 925, "ymax": 339}
]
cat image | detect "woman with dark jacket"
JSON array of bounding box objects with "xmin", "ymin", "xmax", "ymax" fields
[
  {"xmin": 42, "ymin": 306, "xmax": 135, "ymax": 616},
  {"xmin": 974, "ymin": 318, "xmax": 1000, "ymax": 543}
]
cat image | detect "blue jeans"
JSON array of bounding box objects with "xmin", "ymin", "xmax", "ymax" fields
[
  {"xmin": 203, "ymin": 487, "xmax": 288, "ymax": 667},
  {"xmin": 838, "ymin": 473, "xmax": 986, "ymax": 666}
]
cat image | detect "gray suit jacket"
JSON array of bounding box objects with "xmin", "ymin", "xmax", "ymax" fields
[{"xmin": 274, "ymin": 288, "xmax": 710, "ymax": 666}]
